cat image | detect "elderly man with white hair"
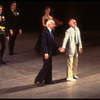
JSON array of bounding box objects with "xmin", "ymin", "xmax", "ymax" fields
[{"xmin": 34, "ymin": 20, "xmax": 61, "ymax": 86}]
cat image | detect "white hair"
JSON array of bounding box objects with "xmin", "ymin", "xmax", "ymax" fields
[{"xmin": 46, "ymin": 19, "xmax": 55, "ymax": 27}]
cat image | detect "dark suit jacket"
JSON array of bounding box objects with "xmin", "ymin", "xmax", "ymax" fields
[
  {"xmin": 41, "ymin": 27, "xmax": 59, "ymax": 56},
  {"xmin": 7, "ymin": 10, "xmax": 21, "ymax": 32}
]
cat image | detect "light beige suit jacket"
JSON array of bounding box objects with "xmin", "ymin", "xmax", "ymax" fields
[{"xmin": 62, "ymin": 26, "xmax": 82, "ymax": 57}]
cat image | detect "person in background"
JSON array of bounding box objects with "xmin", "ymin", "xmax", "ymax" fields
[
  {"xmin": 8, "ymin": 1, "xmax": 22, "ymax": 55},
  {"xmin": 34, "ymin": 20, "xmax": 61, "ymax": 86},
  {"xmin": 42, "ymin": 6, "xmax": 53, "ymax": 29},
  {"xmin": 60, "ymin": 19, "xmax": 83, "ymax": 81},
  {"xmin": 0, "ymin": 5, "xmax": 9, "ymax": 64},
  {"xmin": 34, "ymin": 6, "xmax": 55, "ymax": 56}
]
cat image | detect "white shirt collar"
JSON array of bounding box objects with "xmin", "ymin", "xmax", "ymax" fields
[
  {"xmin": 11, "ymin": 9, "xmax": 15, "ymax": 12},
  {"xmin": 47, "ymin": 27, "xmax": 52, "ymax": 33}
]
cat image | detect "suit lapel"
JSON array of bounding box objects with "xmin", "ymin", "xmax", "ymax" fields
[{"xmin": 46, "ymin": 28, "xmax": 54, "ymax": 40}]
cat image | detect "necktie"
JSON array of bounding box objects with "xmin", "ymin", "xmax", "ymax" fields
[
  {"xmin": 74, "ymin": 29, "xmax": 76, "ymax": 44},
  {"xmin": 74, "ymin": 29, "xmax": 79, "ymax": 45},
  {"xmin": 50, "ymin": 31, "xmax": 54, "ymax": 40}
]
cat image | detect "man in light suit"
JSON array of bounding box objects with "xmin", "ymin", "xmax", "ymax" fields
[
  {"xmin": 34, "ymin": 20, "xmax": 61, "ymax": 86},
  {"xmin": 61, "ymin": 19, "xmax": 83, "ymax": 81}
]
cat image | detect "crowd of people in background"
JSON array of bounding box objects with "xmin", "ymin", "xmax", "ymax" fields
[{"xmin": 0, "ymin": 1, "xmax": 22, "ymax": 65}]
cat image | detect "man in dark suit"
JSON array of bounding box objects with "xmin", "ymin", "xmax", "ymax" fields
[
  {"xmin": 34, "ymin": 20, "xmax": 61, "ymax": 86},
  {"xmin": 8, "ymin": 1, "xmax": 22, "ymax": 55}
]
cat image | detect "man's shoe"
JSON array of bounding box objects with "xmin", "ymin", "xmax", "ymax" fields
[
  {"xmin": 66, "ymin": 78, "xmax": 76, "ymax": 82},
  {"xmin": 73, "ymin": 75, "xmax": 79, "ymax": 79},
  {"xmin": 34, "ymin": 81, "xmax": 45, "ymax": 86}
]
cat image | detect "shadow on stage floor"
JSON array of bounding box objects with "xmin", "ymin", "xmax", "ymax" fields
[{"xmin": 0, "ymin": 78, "xmax": 67, "ymax": 95}]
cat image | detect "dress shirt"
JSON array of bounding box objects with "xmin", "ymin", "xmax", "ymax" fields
[
  {"xmin": 62, "ymin": 26, "xmax": 82, "ymax": 57},
  {"xmin": 47, "ymin": 27, "xmax": 52, "ymax": 34},
  {"xmin": 74, "ymin": 27, "xmax": 79, "ymax": 45}
]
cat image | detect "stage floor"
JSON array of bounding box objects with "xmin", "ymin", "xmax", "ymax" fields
[{"xmin": 0, "ymin": 32, "xmax": 100, "ymax": 99}]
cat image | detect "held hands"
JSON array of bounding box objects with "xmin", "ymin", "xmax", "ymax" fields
[
  {"xmin": 44, "ymin": 47, "xmax": 66, "ymax": 60},
  {"xmin": 59, "ymin": 47, "xmax": 65, "ymax": 53}
]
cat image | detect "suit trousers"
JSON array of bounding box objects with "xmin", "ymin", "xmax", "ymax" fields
[
  {"xmin": 9, "ymin": 32, "xmax": 17, "ymax": 54},
  {"xmin": 66, "ymin": 50, "xmax": 78, "ymax": 79},
  {"xmin": 35, "ymin": 55, "xmax": 52, "ymax": 84}
]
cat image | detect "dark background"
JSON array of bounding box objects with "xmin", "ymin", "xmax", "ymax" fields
[{"xmin": 1, "ymin": 0, "xmax": 100, "ymax": 33}]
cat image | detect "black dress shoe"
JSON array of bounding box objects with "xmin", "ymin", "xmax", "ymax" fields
[{"xmin": 34, "ymin": 81, "xmax": 45, "ymax": 86}]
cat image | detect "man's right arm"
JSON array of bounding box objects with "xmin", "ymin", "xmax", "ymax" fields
[{"xmin": 62, "ymin": 30, "xmax": 69, "ymax": 50}]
